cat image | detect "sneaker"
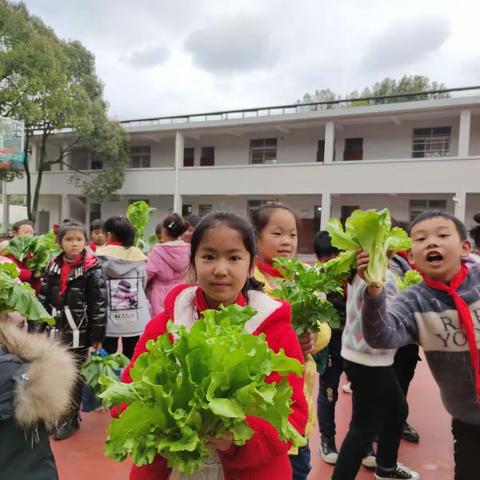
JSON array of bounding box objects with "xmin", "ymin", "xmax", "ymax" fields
[
  {"xmin": 53, "ymin": 417, "xmax": 79, "ymax": 441},
  {"xmin": 361, "ymin": 447, "xmax": 377, "ymax": 469},
  {"xmin": 374, "ymin": 464, "xmax": 420, "ymax": 479},
  {"xmin": 402, "ymin": 422, "xmax": 420, "ymax": 443},
  {"xmin": 320, "ymin": 436, "xmax": 338, "ymax": 464},
  {"xmin": 341, "ymin": 382, "xmax": 352, "ymax": 394}
]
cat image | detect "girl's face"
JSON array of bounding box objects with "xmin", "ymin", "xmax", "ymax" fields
[
  {"xmin": 61, "ymin": 229, "xmax": 86, "ymax": 260},
  {"xmin": 194, "ymin": 225, "xmax": 252, "ymax": 309},
  {"xmin": 256, "ymin": 209, "xmax": 298, "ymax": 263}
]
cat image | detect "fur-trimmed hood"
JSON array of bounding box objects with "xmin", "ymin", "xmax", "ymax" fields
[{"xmin": 0, "ymin": 320, "xmax": 77, "ymax": 429}]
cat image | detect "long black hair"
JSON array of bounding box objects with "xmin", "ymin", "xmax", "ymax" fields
[
  {"xmin": 190, "ymin": 211, "xmax": 263, "ymax": 297},
  {"xmin": 103, "ymin": 216, "xmax": 135, "ymax": 247}
]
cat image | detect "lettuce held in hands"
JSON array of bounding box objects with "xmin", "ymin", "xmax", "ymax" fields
[
  {"xmin": 327, "ymin": 208, "xmax": 412, "ymax": 287},
  {"xmin": 100, "ymin": 304, "xmax": 305, "ymax": 474}
]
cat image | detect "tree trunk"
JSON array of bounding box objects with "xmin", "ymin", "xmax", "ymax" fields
[
  {"xmin": 23, "ymin": 133, "xmax": 33, "ymax": 220},
  {"xmin": 31, "ymin": 133, "xmax": 48, "ymax": 223}
]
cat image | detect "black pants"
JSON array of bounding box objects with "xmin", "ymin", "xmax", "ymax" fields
[
  {"xmin": 289, "ymin": 443, "xmax": 311, "ymax": 480},
  {"xmin": 394, "ymin": 343, "xmax": 419, "ymax": 397},
  {"xmin": 103, "ymin": 335, "xmax": 140, "ymax": 359},
  {"xmin": 332, "ymin": 360, "xmax": 408, "ymax": 480},
  {"xmin": 452, "ymin": 418, "xmax": 480, "ymax": 480},
  {"xmin": 317, "ymin": 329, "xmax": 343, "ymax": 438},
  {"xmin": 64, "ymin": 347, "xmax": 89, "ymax": 422}
]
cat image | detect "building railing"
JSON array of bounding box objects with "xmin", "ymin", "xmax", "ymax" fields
[{"xmin": 120, "ymin": 86, "xmax": 480, "ymax": 128}]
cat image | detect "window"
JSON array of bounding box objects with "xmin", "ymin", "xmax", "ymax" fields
[
  {"xmin": 250, "ymin": 138, "xmax": 277, "ymax": 164},
  {"xmin": 343, "ymin": 138, "xmax": 363, "ymax": 161},
  {"xmin": 70, "ymin": 148, "xmax": 90, "ymax": 170},
  {"xmin": 200, "ymin": 147, "xmax": 215, "ymax": 166},
  {"xmin": 90, "ymin": 203, "xmax": 101, "ymax": 223},
  {"xmin": 409, "ymin": 199, "xmax": 447, "ymax": 221},
  {"xmin": 199, "ymin": 204, "xmax": 212, "ymax": 216},
  {"xmin": 184, "ymin": 147, "xmax": 194, "ymax": 167},
  {"xmin": 129, "ymin": 145, "xmax": 151, "ymax": 168},
  {"xmin": 91, "ymin": 154, "xmax": 103, "ymax": 170},
  {"xmin": 316, "ymin": 140, "xmax": 325, "ymax": 162},
  {"xmin": 412, "ymin": 127, "xmax": 451, "ymax": 158},
  {"xmin": 341, "ymin": 205, "xmax": 359, "ymax": 225},
  {"xmin": 182, "ymin": 204, "xmax": 193, "ymax": 217}
]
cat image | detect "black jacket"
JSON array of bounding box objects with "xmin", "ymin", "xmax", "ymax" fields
[{"xmin": 39, "ymin": 250, "xmax": 107, "ymax": 348}]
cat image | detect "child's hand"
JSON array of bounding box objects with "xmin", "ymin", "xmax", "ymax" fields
[
  {"xmin": 299, "ymin": 331, "xmax": 315, "ymax": 355},
  {"xmin": 207, "ymin": 433, "xmax": 234, "ymax": 452},
  {"xmin": 91, "ymin": 342, "xmax": 102, "ymax": 352},
  {"xmin": 356, "ymin": 251, "xmax": 383, "ymax": 297}
]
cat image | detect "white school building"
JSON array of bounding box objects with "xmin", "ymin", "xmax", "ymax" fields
[{"xmin": 6, "ymin": 88, "xmax": 480, "ymax": 253}]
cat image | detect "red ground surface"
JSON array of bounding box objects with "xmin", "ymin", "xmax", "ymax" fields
[{"xmin": 51, "ymin": 359, "xmax": 454, "ymax": 479}]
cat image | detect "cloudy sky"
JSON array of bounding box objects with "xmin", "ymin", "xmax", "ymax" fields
[{"xmin": 22, "ymin": 0, "xmax": 480, "ymax": 120}]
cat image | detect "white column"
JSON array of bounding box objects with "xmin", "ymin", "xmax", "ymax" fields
[
  {"xmin": 320, "ymin": 193, "xmax": 331, "ymax": 231},
  {"xmin": 454, "ymin": 191, "xmax": 466, "ymax": 223},
  {"xmin": 2, "ymin": 190, "xmax": 9, "ymax": 234},
  {"xmin": 173, "ymin": 131, "xmax": 184, "ymax": 213},
  {"xmin": 60, "ymin": 194, "xmax": 70, "ymax": 222},
  {"xmin": 324, "ymin": 122, "xmax": 335, "ymax": 163},
  {"xmin": 458, "ymin": 110, "xmax": 471, "ymax": 157}
]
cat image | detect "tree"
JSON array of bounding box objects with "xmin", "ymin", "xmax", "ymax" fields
[
  {"xmin": 0, "ymin": 0, "xmax": 128, "ymax": 221},
  {"xmin": 297, "ymin": 75, "xmax": 450, "ymax": 109}
]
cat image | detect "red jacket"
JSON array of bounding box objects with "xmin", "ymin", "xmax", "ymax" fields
[
  {"xmin": 121, "ymin": 284, "xmax": 308, "ymax": 480},
  {"xmin": 4, "ymin": 253, "xmax": 42, "ymax": 294}
]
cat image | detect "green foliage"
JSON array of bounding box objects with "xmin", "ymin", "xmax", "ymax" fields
[
  {"xmin": 126, "ymin": 201, "xmax": 158, "ymax": 252},
  {"xmin": 100, "ymin": 304, "xmax": 305, "ymax": 474},
  {"xmin": 327, "ymin": 208, "xmax": 412, "ymax": 287},
  {"xmin": 3, "ymin": 232, "xmax": 61, "ymax": 277},
  {"xmin": 272, "ymin": 257, "xmax": 344, "ymax": 334},
  {"xmin": 395, "ymin": 269, "xmax": 423, "ymax": 291},
  {"xmin": 81, "ymin": 352, "xmax": 130, "ymax": 396},
  {"xmin": 0, "ymin": 262, "xmax": 53, "ymax": 324},
  {"xmin": 0, "ymin": 1, "xmax": 128, "ymax": 218}
]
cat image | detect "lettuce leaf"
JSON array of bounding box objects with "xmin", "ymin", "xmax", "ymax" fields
[
  {"xmin": 100, "ymin": 304, "xmax": 305, "ymax": 473},
  {"xmin": 395, "ymin": 269, "xmax": 423, "ymax": 291},
  {"xmin": 82, "ymin": 352, "xmax": 130, "ymax": 395},
  {"xmin": 126, "ymin": 200, "xmax": 157, "ymax": 252},
  {"xmin": 327, "ymin": 208, "xmax": 412, "ymax": 287}
]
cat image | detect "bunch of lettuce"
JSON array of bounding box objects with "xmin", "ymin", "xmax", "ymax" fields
[
  {"xmin": 99, "ymin": 304, "xmax": 305, "ymax": 474},
  {"xmin": 3, "ymin": 232, "xmax": 61, "ymax": 277},
  {"xmin": 81, "ymin": 352, "xmax": 130, "ymax": 395},
  {"xmin": 126, "ymin": 200, "xmax": 158, "ymax": 252},
  {"xmin": 0, "ymin": 262, "xmax": 54, "ymax": 324},
  {"xmin": 327, "ymin": 208, "xmax": 412, "ymax": 287},
  {"xmin": 272, "ymin": 257, "xmax": 344, "ymax": 334},
  {"xmin": 395, "ymin": 269, "xmax": 423, "ymax": 291}
]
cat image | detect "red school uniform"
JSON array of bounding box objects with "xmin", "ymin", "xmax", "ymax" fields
[{"xmin": 120, "ymin": 284, "xmax": 308, "ymax": 480}]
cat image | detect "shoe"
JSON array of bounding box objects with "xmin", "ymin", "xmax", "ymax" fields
[
  {"xmin": 320, "ymin": 436, "xmax": 338, "ymax": 464},
  {"xmin": 53, "ymin": 417, "xmax": 79, "ymax": 441},
  {"xmin": 374, "ymin": 464, "xmax": 420, "ymax": 479},
  {"xmin": 402, "ymin": 422, "xmax": 420, "ymax": 443},
  {"xmin": 362, "ymin": 447, "xmax": 377, "ymax": 469},
  {"xmin": 341, "ymin": 382, "xmax": 352, "ymax": 394}
]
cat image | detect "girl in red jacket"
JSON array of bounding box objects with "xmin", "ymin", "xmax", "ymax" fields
[{"xmin": 121, "ymin": 211, "xmax": 308, "ymax": 480}]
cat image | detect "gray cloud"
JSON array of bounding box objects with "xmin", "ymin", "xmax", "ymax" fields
[
  {"xmin": 122, "ymin": 45, "xmax": 169, "ymax": 68},
  {"xmin": 184, "ymin": 15, "xmax": 279, "ymax": 73},
  {"xmin": 362, "ymin": 16, "xmax": 451, "ymax": 70}
]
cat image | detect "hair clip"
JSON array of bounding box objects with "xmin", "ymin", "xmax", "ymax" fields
[{"xmin": 168, "ymin": 221, "xmax": 175, "ymax": 228}]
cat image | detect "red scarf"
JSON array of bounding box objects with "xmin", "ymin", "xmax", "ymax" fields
[
  {"xmin": 194, "ymin": 287, "xmax": 247, "ymax": 314},
  {"xmin": 422, "ymin": 264, "xmax": 480, "ymax": 402},
  {"xmin": 59, "ymin": 255, "xmax": 83, "ymax": 296},
  {"xmin": 256, "ymin": 258, "xmax": 284, "ymax": 279},
  {"xmin": 106, "ymin": 241, "xmax": 123, "ymax": 246},
  {"xmin": 89, "ymin": 240, "xmax": 96, "ymax": 252}
]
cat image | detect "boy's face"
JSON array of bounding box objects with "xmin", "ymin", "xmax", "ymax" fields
[
  {"xmin": 408, "ymin": 217, "xmax": 471, "ymax": 281},
  {"xmin": 15, "ymin": 224, "xmax": 34, "ymax": 236},
  {"xmin": 91, "ymin": 228, "xmax": 106, "ymax": 246}
]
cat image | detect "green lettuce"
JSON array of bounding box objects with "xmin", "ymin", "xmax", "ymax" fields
[
  {"xmin": 0, "ymin": 263, "xmax": 54, "ymax": 324},
  {"xmin": 272, "ymin": 257, "xmax": 344, "ymax": 334},
  {"xmin": 100, "ymin": 304, "xmax": 305, "ymax": 474},
  {"xmin": 126, "ymin": 200, "xmax": 157, "ymax": 252},
  {"xmin": 327, "ymin": 208, "xmax": 412, "ymax": 287},
  {"xmin": 81, "ymin": 352, "xmax": 130, "ymax": 395},
  {"xmin": 395, "ymin": 269, "xmax": 423, "ymax": 291},
  {"xmin": 3, "ymin": 235, "xmax": 32, "ymax": 262}
]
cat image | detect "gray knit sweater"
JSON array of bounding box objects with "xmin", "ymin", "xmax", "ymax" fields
[{"xmin": 362, "ymin": 262, "xmax": 480, "ymax": 425}]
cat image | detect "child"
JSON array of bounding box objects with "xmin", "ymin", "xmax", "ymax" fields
[
  {"xmin": 361, "ymin": 210, "xmax": 480, "ymax": 480},
  {"xmin": 313, "ymin": 231, "xmax": 350, "ymax": 465},
  {"xmin": 181, "ymin": 214, "xmax": 201, "ymax": 243},
  {"xmin": 12, "ymin": 219, "xmax": 35, "ymax": 237},
  {"xmin": 120, "ymin": 211, "xmax": 308, "ymax": 480},
  {"xmin": 89, "ymin": 218, "xmax": 106, "ymax": 252},
  {"xmin": 96, "ymin": 216, "xmax": 150, "ymax": 359},
  {"xmin": 39, "ymin": 221, "xmax": 107, "ymax": 440},
  {"xmin": 146, "ymin": 213, "xmax": 190, "ymax": 316},
  {"xmin": 251, "ymin": 203, "xmax": 330, "ymax": 480},
  {"xmin": 0, "ymin": 312, "xmax": 76, "ymax": 479}
]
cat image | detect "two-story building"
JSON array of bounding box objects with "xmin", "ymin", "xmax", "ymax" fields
[{"xmin": 7, "ymin": 88, "xmax": 480, "ymax": 252}]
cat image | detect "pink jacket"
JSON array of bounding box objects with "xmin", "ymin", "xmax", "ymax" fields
[{"xmin": 145, "ymin": 240, "xmax": 190, "ymax": 316}]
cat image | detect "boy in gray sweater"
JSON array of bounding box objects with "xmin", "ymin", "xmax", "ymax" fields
[{"xmin": 360, "ymin": 210, "xmax": 480, "ymax": 480}]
